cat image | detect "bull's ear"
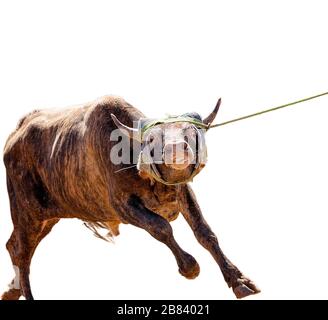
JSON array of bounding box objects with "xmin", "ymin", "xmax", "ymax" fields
[
  {"xmin": 203, "ymin": 98, "xmax": 221, "ymax": 125},
  {"xmin": 111, "ymin": 114, "xmax": 140, "ymax": 141}
]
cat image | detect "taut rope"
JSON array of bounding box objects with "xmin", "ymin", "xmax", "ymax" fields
[{"xmin": 210, "ymin": 91, "xmax": 328, "ymax": 128}]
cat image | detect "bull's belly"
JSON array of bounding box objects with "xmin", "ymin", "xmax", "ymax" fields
[{"xmin": 45, "ymin": 183, "xmax": 119, "ymax": 222}]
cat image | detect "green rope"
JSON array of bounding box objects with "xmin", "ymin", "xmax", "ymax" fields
[{"xmin": 210, "ymin": 91, "xmax": 328, "ymax": 128}]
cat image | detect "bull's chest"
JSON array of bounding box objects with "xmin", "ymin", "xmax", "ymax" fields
[{"xmin": 140, "ymin": 183, "xmax": 180, "ymax": 221}]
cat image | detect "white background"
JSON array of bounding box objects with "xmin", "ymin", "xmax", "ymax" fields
[{"xmin": 0, "ymin": 0, "xmax": 328, "ymax": 300}]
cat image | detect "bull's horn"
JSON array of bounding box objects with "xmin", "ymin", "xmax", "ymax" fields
[
  {"xmin": 111, "ymin": 114, "xmax": 140, "ymax": 141},
  {"xmin": 203, "ymin": 98, "xmax": 221, "ymax": 125}
]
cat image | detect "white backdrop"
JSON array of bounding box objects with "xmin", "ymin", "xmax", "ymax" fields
[{"xmin": 0, "ymin": 0, "xmax": 328, "ymax": 300}]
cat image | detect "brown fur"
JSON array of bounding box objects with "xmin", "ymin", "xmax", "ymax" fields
[{"xmin": 1, "ymin": 95, "xmax": 259, "ymax": 299}]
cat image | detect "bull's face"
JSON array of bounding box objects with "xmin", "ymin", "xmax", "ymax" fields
[{"xmin": 111, "ymin": 98, "xmax": 221, "ymax": 185}]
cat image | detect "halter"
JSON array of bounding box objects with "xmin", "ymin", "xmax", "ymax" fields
[
  {"xmin": 138, "ymin": 115, "xmax": 210, "ymax": 140},
  {"xmin": 137, "ymin": 115, "xmax": 208, "ymax": 186}
]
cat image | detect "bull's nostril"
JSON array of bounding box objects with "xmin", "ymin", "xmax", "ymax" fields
[{"xmin": 184, "ymin": 142, "xmax": 188, "ymax": 151}]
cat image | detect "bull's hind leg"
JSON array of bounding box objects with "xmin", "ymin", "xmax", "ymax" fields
[
  {"xmin": 2, "ymin": 169, "xmax": 60, "ymax": 300},
  {"xmin": 1, "ymin": 219, "xmax": 60, "ymax": 300}
]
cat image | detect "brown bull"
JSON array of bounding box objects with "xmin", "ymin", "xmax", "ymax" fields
[{"xmin": 1, "ymin": 95, "xmax": 260, "ymax": 300}]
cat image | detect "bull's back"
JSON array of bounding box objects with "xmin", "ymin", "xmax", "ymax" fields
[{"xmin": 3, "ymin": 96, "xmax": 143, "ymax": 220}]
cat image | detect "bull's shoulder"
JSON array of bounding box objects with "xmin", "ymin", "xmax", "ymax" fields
[{"xmin": 93, "ymin": 95, "xmax": 126, "ymax": 105}]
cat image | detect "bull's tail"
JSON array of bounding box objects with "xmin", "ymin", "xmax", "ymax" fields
[{"xmin": 83, "ymin": 221, "xmax": 115, "ymax": 243}]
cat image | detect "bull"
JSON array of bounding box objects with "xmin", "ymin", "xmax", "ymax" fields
[{"xmin": 1, "ymin": 95, "xmax": 259, "ymax": 300}]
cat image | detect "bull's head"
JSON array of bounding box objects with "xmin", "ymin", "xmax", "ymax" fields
[{"xmin": 111, "ymin": 98, "xmax": 221, "ymax": 185}]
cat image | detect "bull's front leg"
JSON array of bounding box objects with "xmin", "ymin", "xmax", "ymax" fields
[
  {"xmin": 117, "ymin": 194, "xmax": 200, "ymax": 279},
  {"xmin": 179, "ymin": 184, "xmax": 260, "ymax": 299}
]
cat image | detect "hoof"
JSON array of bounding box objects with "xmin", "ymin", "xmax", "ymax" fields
[
  {"xmin": 1, "ymin": 289, "xmax": 21, "ymax": 300},
  {"xmin": 232, "ymin": 276, "xmax": 261, "ymax": 299},
  {"xmin": 178, "ymin": 254, "xmax": 200, "ymax": 279}
]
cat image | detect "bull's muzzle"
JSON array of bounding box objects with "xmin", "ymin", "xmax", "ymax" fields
[{"xmin": 163, "ymin": 141, "xmax": 194, "ymax": 170}]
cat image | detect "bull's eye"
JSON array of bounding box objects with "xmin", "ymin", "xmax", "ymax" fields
[{"xmin": 149, "ymin": 136, "xmax": 154, "ymax": 143}]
